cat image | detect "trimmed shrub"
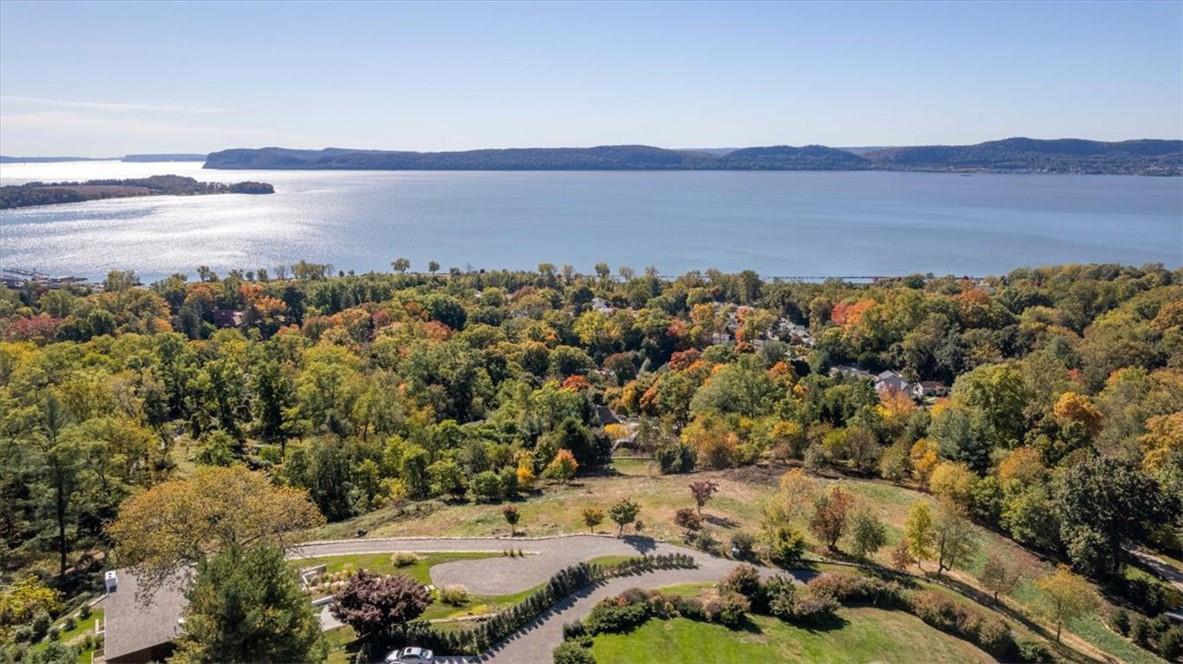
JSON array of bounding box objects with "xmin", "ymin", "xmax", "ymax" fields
[
  {"xmin": 730, "ymin": 531, "xmax": 757, "ymax": 560},
  {"xmin": 806, "ymin": 573, "xmax": 903, "ymax": 608},
  {"xmin": 553, "ymin": 640, "xmax": 596, "ymax": 664},
  {"xmin": 760, "ymin": 575, "xmax": 796, "ymax": 618},
  {"xmin": 765, "ymin": 526, "xmax": 807, "ymax": 569},
  {"xmin": 786, "ymin": 593, "xmax": 840, "ymax": 625},
  {"xmin": 721, "ymin": 565, "xmax": 763, "ymax": 603},
  {"xmin": 585, "ymin": 592, "xmax": 653, "ymax": 634},
  {"xmin": 1016, "ymin": 638, "xmax": 1056, "ymax": 663},
  {"xmin": 905, "ymin": 591, "xmax": 1015, "ymax": 659},
  {"xmin": 391, "ymin": 551, "xmax": 420, "ymax": 567},
  {"xmin": 62, "ymin": 616, "xmax": 77, "ymax": 632},
  {"xmin": 561, "ymin": 621, "xmax": 587, "ymax": 640},
  {"xmin": 439, "ymin": 584, "xmax": 469, "ymax": 606},
  {"xmin": 702, "ymin": 591, "xmax": 750, "ymax": 628}
]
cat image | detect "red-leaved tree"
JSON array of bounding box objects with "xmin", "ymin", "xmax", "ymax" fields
[{"xmin": 329, "ymin": 571, "xmax": 431, "ymax": 643}]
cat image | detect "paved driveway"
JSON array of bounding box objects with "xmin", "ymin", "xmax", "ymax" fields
[{"xmin": 294, "ymin": 535, "xmax": 803, "ymax": 662}]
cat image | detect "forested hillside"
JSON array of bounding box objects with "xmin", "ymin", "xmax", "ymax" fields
[
  {"xmin": 204, "ymin": 138, "xmax": 1183, "ymax": 174},
  {"xmin": 1, "ymin": 262, "xmax": 1181, "ymax": 660}
]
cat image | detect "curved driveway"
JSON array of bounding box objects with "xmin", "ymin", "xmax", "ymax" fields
[{"xmin": 291, "ymin": 535, "xmax": 800, "ymax": 662}]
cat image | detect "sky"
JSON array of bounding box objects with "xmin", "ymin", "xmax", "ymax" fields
[{"xmin": 1, "ymin": 1, "xmax": 1181, "ymax": 156}]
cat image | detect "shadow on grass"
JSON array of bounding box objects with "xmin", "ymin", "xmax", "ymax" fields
[
  {"xmin": 795, "ymin": 613, "xmax": 851, "ymax": 634},
  {"xmin": 704, "ymin": 514, "xmax": 739, "ymax": 529}
]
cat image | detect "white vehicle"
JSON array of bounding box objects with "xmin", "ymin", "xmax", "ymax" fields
[{"xmin": 385, "ymin": 646, "xmax": 434, "ymax": 662}]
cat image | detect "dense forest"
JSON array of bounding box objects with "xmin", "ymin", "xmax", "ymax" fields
[
  {"xmin": 0, "ymin": 175, "xmax": 274, "ymax": 210},
  {"xmin": 0, "ymin": 261, "xmax": 1180, "ymax": 659},
  {"xmin": 204, "ymin": 138, "xmax": 1183, "ymax": 174}
]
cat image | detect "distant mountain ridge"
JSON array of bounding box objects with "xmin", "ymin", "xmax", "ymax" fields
[
  {"xmin": 203, "ymin": 138, "xmax": 1181, "ymax": 175},
  {"xmin": 865, "ymin": 138, "xmax": 1181, "ymax": 175}
]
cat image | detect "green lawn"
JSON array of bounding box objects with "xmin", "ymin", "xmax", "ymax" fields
[
  {"xmin": 586, "ymin": 554, "xmax": 641, "ymax": 567},
  {"xmin": 324, "ymin": 626, "xmax": 358, "ymax": 664},
  {"xmin": 289, "ymin": 551, "xmax": 500, "ymax": 585},
  {"xmin": 294, "ymin": 550, "xmax": 537, "ymax": 621},
  {"xmin": 590, "ymin": 608, "xmax": 997, "ymax": 664},
  {"xmin": 30, "ymin": 607, "xmax": 103, "ymax": 664}
]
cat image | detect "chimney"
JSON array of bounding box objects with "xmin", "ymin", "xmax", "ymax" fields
[{"xmin": 104, "ymin": 571, "xmax": 117, "ymax": 593}]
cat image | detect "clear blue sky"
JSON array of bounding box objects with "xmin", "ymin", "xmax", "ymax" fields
[{"xmin": 1, "ymin": 0, "xmax": 1180, "ymax": 156}]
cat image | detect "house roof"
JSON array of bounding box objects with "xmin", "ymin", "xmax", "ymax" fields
[
  {"xmin": 210, "ymin": 309, "xmax": 243, "ymax": 328},
  {"xmin": 596, "ymin": 405, "xmax": 621, "ymax": 426},
  {"xmin": 103, "ymin": 568, "xmax": 188, "ymax": 662}
]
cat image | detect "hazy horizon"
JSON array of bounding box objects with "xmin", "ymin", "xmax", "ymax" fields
[{"xmin": 2, "ymin": 1, "xmax": 1181, "ymax": 157}]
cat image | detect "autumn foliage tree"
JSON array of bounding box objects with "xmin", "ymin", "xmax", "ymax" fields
[
  {"xmin": 608, "ymin": 498, "xmax": 641, "ymax": 537},
  {"xmin": 689, "ymin": 479, "xmax": 719, "ymax": 516},
  {"xmin": 809, "ymin": 486, "xmax": 854, "ymax": 551},
  {"xmin": 674, "ymin": 507, "xmax": 703, "ymax": 537},
  {"xmin": 107, "ymin": 465, "xmax": 324, "ymax": 588},
  {"xmin": 1035, "ymin": 566, "xmax": 1098, "ymax": 642},
  {"xmin": 581, "ymin": 507, "xmax": 605, "ymax": 533},
  {"xmin": 979, "ymin": 553, "xmax": 1024, "ymax": 602},
  {"xmin": 542, "ymin": 448, "xmax": 579, "ymax": 483},
  {"xmin": 502, "ymin": 505, "xmax": 521, "ymax": 536},
  {"xmin": 330, "ymin": 572, "xmax": 431, "ymax": 645}
]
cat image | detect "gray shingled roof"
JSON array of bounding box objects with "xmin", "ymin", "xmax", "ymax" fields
[{"xmin": 103, "ymin": 568, "xmax": 189, "ymax": 661}]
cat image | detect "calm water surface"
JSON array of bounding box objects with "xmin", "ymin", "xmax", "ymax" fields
[{"xmin": 1, "ymin": 161, "xmax": 1180, "ymax": 281}]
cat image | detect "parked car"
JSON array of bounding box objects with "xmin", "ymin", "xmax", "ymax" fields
[{"xmin": 385, "ymin": 647, "xmax": 434, "ymax": 662}]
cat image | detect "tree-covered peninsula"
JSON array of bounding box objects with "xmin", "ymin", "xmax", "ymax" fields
[{"xmin": 0, "ymin": 175, "xmax": 274, "ymax": 210}]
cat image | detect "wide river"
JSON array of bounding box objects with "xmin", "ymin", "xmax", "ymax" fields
[{"xmin": 1, "ymin": 160, "xmax": 1180, "ymax": 281}]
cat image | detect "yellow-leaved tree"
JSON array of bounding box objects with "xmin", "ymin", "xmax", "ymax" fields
[{"xmin": 107, "ymin": 465, "xmax": 324, "ymax": 588}]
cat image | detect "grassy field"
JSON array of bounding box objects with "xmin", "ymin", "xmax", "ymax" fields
[
  {"xmin": 306, "ymin": 464, "xmax": 1162, "ymax": 664},
  {"xmin": 590, "ymin": 608, "xmax": 997, "ymax": 664}
]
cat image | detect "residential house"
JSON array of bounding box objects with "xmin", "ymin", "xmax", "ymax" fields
[
  {"xmin": 209, "ymin": 309, "xmax": 244, "ymax": 328},
  {"xmin": 102, "ymin": 568, "xmax": 188, "ymax": 663},
  {"xmin": 874, "ymin": 370, "xmax": 912, "ymax": 396},
  {"xmin": 913, "ymin": 381, "xmax": 949, "ymax": 399}
]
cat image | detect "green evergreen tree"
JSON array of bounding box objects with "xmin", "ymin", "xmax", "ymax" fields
[{"xmin": 174, "ymin": 544, "xmax": 325, "ymax": 663}]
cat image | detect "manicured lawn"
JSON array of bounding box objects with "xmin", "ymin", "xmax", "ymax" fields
[
  {"xmin": 653, "ymin": 582, "xmax": 715, "ymax": 598},
  {"xmin": 590, "ymin": 608, "xmax": 997, "ymax": 663},
  {"xmin": 295, "ymin": 551, "xmax": 536, "ymax": 621},
  {"xmin": 289, "ymin": 551, "xmax": 501, "ymax": 585},
  {"xmin": 586, "ymin": 554, "xmax": 642, "ymax": 567},
  {"xmin": 423, "ymin": 583, "xmax": 541, "ymax": 621}
]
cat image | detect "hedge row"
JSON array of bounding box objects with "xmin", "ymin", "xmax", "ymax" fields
[
  {"xmin": 555, "ymin": 570, "xmax": 1058, "ymax": 664},
  {"xmin": 421, "ymin": 553, "xmax": 697, "ymax": 655}
]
